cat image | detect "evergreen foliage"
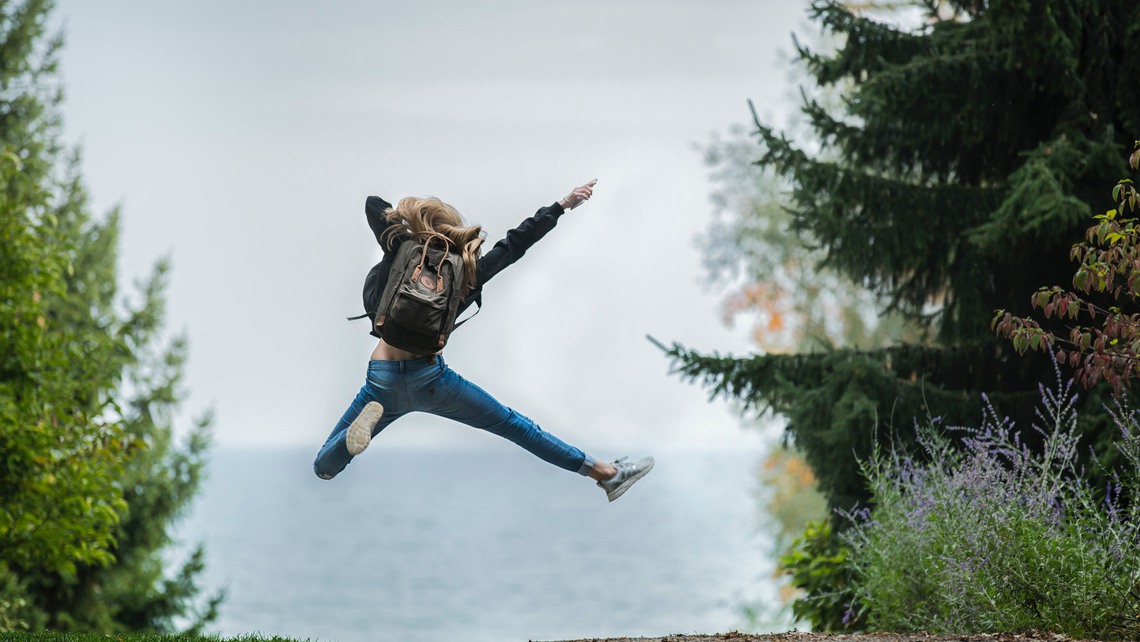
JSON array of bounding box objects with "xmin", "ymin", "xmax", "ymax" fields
[
  {"xmin": 667, "ymin": 0, "xmax": 1140, "ymax": 514},
  {"xmin": 699, "ymin": 126, "xmax": 920, "ymax": 353},
  {"xmin": 0, "ymin": 0, "xmax": 219, "ymax": 633}
]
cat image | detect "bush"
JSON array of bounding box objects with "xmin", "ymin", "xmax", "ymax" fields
[
  {"xmin": 0, "ymin": 566, "xmax": 29, "ymax": 632},
  {"xmin": 993, "ymin": 140, "xmax": 1140, "ymax": 391},
  {"xmin": 841, "ymin": 362, "xmax": 1140, "ymax": 640},
  {"xmin": 780, "ymin": 519, "xmax": 863, "ymax": 631}
]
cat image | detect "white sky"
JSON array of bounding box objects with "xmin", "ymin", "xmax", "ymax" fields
[{"xmin": 52, "ymin": 1, "xmax": 812, "ymax": 455}]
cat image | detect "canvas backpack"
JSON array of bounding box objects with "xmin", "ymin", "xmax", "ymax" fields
[{"xmin": 356, "ymin": 233, "xmax": 471, "ymax": 354}]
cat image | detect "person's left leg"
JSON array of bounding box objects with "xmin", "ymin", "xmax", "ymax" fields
[{"xmin": 419, "ymin": 362, "xmax": 596, "ymax": 476}]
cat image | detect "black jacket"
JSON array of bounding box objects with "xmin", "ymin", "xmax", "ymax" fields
[{"xmin": 361, "ymin": 195, "xmax": 567, "ymax": 336}]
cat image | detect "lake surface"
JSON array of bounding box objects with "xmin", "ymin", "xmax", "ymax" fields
[{"xmin": 175, "ymin": 446, "xmax": 787, "ymax": 642}]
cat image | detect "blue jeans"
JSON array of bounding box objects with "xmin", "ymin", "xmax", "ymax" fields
[{"xmin": 313, "ymin": 355, "xmax": 595, "ymax": 479}]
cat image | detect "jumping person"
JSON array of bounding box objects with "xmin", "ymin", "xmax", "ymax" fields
[{"xmin": 312, "ymin": 180, "xmax": 654, "ymax": 502}]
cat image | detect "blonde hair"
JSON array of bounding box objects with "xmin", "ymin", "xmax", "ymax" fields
[{"xmin": 382, "ymin": 196, "xmax": 485, "ymax": 296}]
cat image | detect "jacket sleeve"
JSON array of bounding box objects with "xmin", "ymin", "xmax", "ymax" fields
[
  {"xmin": 365, "ymin": 196, "xmax": 401, "ymax": 253},
  {"xmin": 475, "ymin": 201, "xmax": 566, "ymax": 287}
]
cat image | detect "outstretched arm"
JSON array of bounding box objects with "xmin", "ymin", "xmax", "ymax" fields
[
  {"xmin": 475, "ymin": 179, "xmax": 599, "ymax": 287},
  {"xmin": 558, "ymin": 179, "xmax": 597, "ymax": 210}
]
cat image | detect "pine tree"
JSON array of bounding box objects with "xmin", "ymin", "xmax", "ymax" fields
[
  {"xmin": 0, "ymin": 0, "xmax": 219, "ymax": 632},
  {"xmin": 699, "ymin": 126, "xmax": 919, "ymax": 353},
  {"xmin": 666, "ymin": 0, "xmax": 1140, "ymax": 514}
]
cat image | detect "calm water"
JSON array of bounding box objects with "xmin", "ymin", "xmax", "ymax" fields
[{"xmin": 175, "ymin": 446, "xmax": 785, "ymax": 642}]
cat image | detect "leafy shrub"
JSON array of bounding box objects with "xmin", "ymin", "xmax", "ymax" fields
[
  {"xmin": 780, "ymin": 519, "xmax": 863, "ymax": 631},
  {"xmin": 994, "ymin": 141, "xmax": 1140, "ymax": 390},
  {"xmin": 840, "ymin": 362, "xmax": 1140, "ymax": 640},
  {"xmin": 0, "ymin": 565, "xmax": 29, "ymax": 632}
]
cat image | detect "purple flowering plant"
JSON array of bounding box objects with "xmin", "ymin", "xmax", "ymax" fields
[{"xmin": 839, "ymin": 359, "xmax": 1140, "ymax": 640}]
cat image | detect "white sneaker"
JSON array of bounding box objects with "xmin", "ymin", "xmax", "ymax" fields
[
  {"xmin": 346, "ymin": 401, "xmax": 384, "ymax": 456},
  {"xmin": 597, "ymin": 456, "xmax": 655, "ymax": 502}
]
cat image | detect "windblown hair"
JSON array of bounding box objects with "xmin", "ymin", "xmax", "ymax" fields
[{"xmin": 382, "ymin": 196, "xmax": 485, "ymax": 296}]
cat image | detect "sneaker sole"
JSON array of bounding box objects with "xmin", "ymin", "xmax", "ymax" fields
[
  {"xmin": 346, "ymin": 401, "xmax": 384, "ymax": 456},
  {"xmin": 607, "ymin": 457, "xmax": 655, "ymax": 502}
]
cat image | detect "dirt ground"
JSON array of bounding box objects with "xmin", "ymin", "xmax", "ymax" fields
[{"xmin": 540, "ymin": 631, "xmax": 1103, "ymax": 642}]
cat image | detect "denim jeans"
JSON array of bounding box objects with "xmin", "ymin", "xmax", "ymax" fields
[{"xmin": 313, "ymin": 355, "xmax": 595, "ymax": 479}]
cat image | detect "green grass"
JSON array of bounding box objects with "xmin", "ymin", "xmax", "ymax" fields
[{"xmin": 0, "ymin": 634, "xmax": 313, "ymax": 642}]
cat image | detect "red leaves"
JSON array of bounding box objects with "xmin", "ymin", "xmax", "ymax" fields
[
  {"xmin": 994, "ymin": 146, "xmax": 1140, "ymax": 391},
  {"xmin": 991, "ymin": 310, "xmax": 1050, "ymax": 355}
]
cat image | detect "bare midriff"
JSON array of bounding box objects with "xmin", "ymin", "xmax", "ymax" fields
[{"xmin": 370, "ymin": 338, "xmax": 440, "ymax": 361}]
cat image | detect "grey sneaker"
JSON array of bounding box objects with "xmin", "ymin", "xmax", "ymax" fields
[
  {"xmin": 597, "ymin": 456, "xmax": 655, "ymax": 502},
  {"xmin": 346, "ymin": 401, "xmax": 384, "ymax": 456}
]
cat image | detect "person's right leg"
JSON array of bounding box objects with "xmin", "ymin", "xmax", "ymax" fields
[
  {"xmin": 346, "ymin": 401, "xmax": 385, "ymax": 456},
  {"xmin": 313, "ymin": 387, "xmax": 382, "ymax": 480},
  {"xmin": 312, "ymin": 363, "xmax": 407, "ymax": 480}
]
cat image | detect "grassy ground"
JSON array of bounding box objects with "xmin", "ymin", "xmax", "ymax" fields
[
  {"xmin": 0, "ymin": 635, "xmax": 310, "ymax": 642},
  {"xmin": 0, "ymin": 633, "xmax": 1106, "ymax": 642}
]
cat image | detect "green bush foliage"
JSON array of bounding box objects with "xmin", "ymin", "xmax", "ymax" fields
[
  {"xmin": 779, "ymin": 520, "xmax": 862, "ymax": 632},
  {"xmin": 841, "ymin": 366, "xmax": 1140, "ymax": 639}
]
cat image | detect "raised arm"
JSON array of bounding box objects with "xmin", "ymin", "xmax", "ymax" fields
[
  {"xmin": 364, "ymin": 195, "xmax": 399, "ymax": 252},
  {"xmin": 475, "ymin": 180, "xmax": 597, "ymax": 286}
]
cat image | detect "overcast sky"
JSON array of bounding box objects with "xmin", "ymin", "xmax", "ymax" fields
[{"xmin": 51, "ymin": 1, "xmax": 813, "ymax": 456}]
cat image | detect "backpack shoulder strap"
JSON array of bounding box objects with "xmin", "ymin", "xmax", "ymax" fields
[{"xmin": 453, "ymin": 299, "xmax": 480, "ymax": 329}]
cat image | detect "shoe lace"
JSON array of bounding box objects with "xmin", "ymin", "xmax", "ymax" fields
[{"xmin": 610, "ymin": 457, "xmax": 633, "ymax": 480}]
